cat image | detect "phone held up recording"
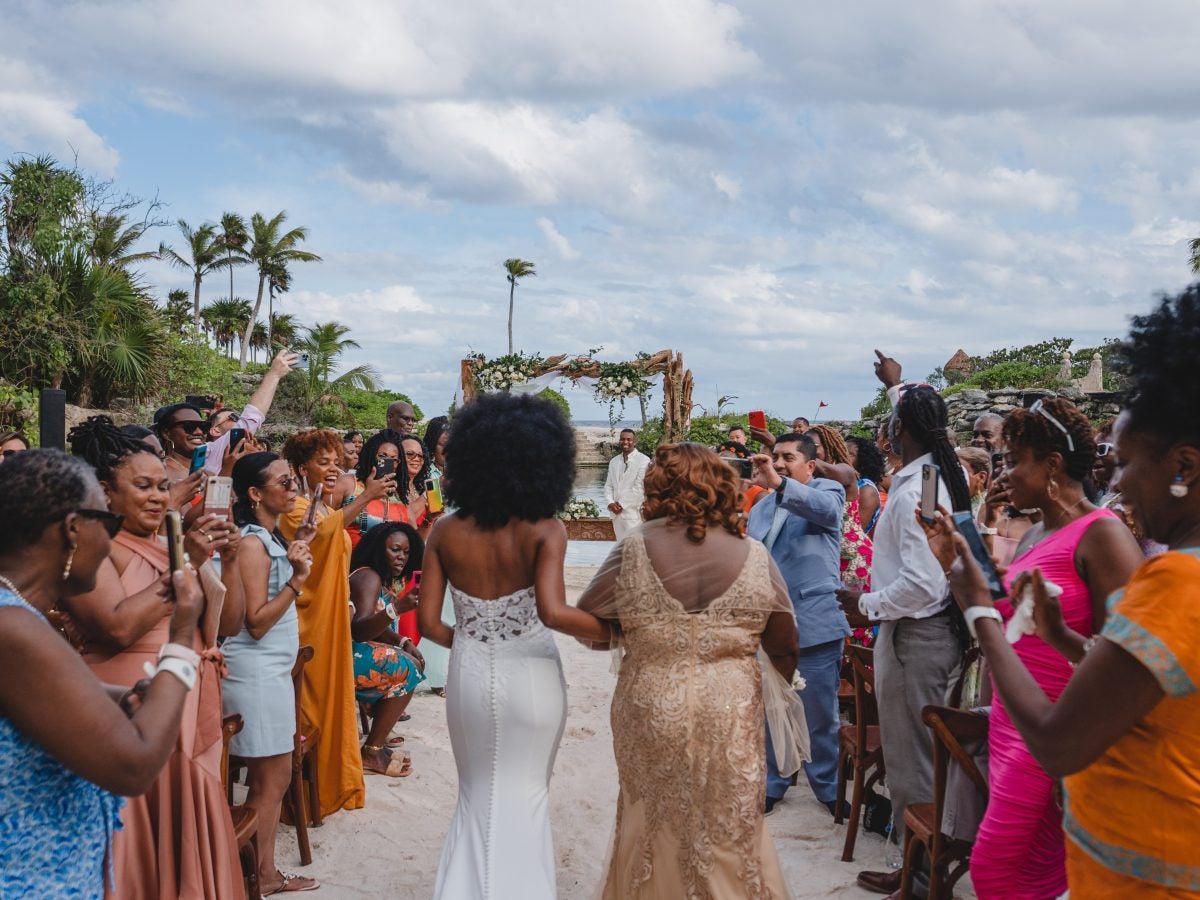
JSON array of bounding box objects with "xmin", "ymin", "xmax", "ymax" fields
[
  {"xmin": 425, "ymin": 476, "xmax": 444, "ymax": 514},
  {"xmin": 951, "ymin": 511, "xmax": 1006, "ymax": 599},
  {"xmin": 302, "ymin": 484, "xmax": 323, "ymax": 527},
  {"xmin": 920, "ymin": 463, "xmax": 940, "ymax": 523},
  {"xmin": 165, "ymin": 511, "xmax": 185, "ymax": 578},
  {"xmin": 188, "ymin": 444, "xmax": 208, "ymax": 475},
  {"xmin": 721, "ymin": 457, "xmax": 754, "ymax": 480},
  {"xmin": 748, "ymin": 410, "xmax": 767, "ymax": 431}
]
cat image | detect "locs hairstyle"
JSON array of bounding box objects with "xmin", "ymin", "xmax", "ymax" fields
[
  {"xmin": 442, "ymin": 392, "xmax": 575, "ymax": 529},
  {"xmin": 69, "ymin": 415, "xmax": 158, "ymax": 483}
]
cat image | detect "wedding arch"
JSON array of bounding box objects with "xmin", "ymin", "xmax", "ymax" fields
[{"xmin": 460, "ymin": 349, "xmax": 695, "ymax": 441}]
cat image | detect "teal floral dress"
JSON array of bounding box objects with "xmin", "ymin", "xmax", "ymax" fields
[{"xmin": 350, "ymin": 573, "xmax": 426, "ymax": 704}]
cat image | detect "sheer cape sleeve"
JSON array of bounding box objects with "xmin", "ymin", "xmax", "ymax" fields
[{"xmin": 576, "ymin": 519, "xmax": 810, "ymax": 774}]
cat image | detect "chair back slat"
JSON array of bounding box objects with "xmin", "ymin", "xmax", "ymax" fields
[
  {"xmin": 922, "ymin": 705, "xmax": 990, "ymax": 815},
  {"xmin": 292, "ymin": 645, "xmax": 314, "ymax": 753},
  {"xmin": 848, "ymin": 645, "xmax": 878, "ymax": 750},
  {"xmin": 220, "ymin": 714, "xmax": 244, "ymax": 793}
]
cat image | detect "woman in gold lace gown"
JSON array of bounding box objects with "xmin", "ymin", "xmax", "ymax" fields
[{"xmin": 579, "ymin": 443, "xmax": 810, "ymax": 900}]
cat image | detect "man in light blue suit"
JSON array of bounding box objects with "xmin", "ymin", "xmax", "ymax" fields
[{"xmin": 747, "ymin": 432, "xmax": 849, "ymax": 815}]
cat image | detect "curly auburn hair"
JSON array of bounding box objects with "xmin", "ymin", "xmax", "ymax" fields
[
  {"xmin": 1115, "ymin": 285, "xmax": 1200, "ymax": 449},
  {"xmin": 442, "ymin": 392, "xmax": 575, "ymax": 529},
  {"xmin": 281, "ymin": 429, "xmax": 344, "ymax": 473},
  {"xmin": 642, "ymin": 443, "xmax": 743, "ymax": 543},
  {"xmin": 1002, "ymin": 398, "xmax": 1096, "ymax": 484},
  {"xmin": 807, "ymin": 424, "xmax": 850, "ymax": 465}
]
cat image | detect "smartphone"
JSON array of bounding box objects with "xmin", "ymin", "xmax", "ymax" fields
[
  {"xmin": 165, "ymin": 510, "xmax": 185, "ymax": 574},
  {"xmin": 373, "ymin": 456, "xmax": 397, "ymax": 480},
  {"xmin": 425, "ymin": 477, "xmax": 444, "ymax": 513},
  {"xmin": 185, "ymin": 394, "xmax": 218, "ymax": 411},
  {"xmin": 951, "ymin": 511, "xmax": 1006, "ymax": 598},
  {"xmin": 205, "ymin": 475, "xmax": 233, "ymax": 520},
  {"xmin": 412, "ymin": 570, "xmax": 422, "ymax": 587},
  {"xmin": 990, "ymin": 452, "xmax": 1005, "ymax": 479},
  {"xmin": 302, "ymin": 484, "xmax": 323, "ymax": 526},
  {"xmin": 748, "ymin": 410, "xmax": 767, "ymax": 431},
  {"xmin": 722, "ymin": 457, "xmax": 754, "ymax": 479},
  {"xmin": 189, "ymin": 444, "xmax": 208, "ymax": 474},
  {"xmin": 293, "ymin": 350, "xmax": 311, "ymax": 370},
  {"xmin": 920, "ymin": 463, "xmax": 940, "ymax": 523},
  {"xmin": 228, "ymin": 427, "xmax": 246, "ymax": 452}
]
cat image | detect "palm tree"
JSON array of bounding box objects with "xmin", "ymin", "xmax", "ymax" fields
[
  {"xmin": 296, "ymin": 321, "xmax": 379, "ymax": 422},
  {"xmin": 264, "ymin": 259, "xmax": 293, "ymax": 351},
  {"xmin": 88, "ymin": 212, "xmax": 158, "ymax": 269},
  {"xmin": 1190, "ymin": 236, "xmax": 1200, "ymax": 274},
  {"xmin": 503, "ymin": 258, "xmax": 536, "ymax": 354},
  {"xmin": 249, "ymin": 321, "xmax": 268, "ymax": 363},
  {"xmin": 201, "ymin": 298, "xmax": 252, "ymax": 357},
  {"xmin": 216, "ymin": 212, "xmax": 250, "ymax": 301},
  {"xmin": 267, "ymin": 312, "xmax": 299, "ymax": 352},
  {"xmin": 163, "ymin": 288, "xmax": 192, "ymax": 330},
  {"xmin": 158, "ymin": 220, "xmax": 229, "ymax": 329},
  {"xmin": 239, "ymin": 211, "xmax": 321, "ymax": 369}
]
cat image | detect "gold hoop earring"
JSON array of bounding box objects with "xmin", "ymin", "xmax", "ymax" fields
[{"xmin": 62, "ymin": 544, "xmax": 77, "ymax": 581}]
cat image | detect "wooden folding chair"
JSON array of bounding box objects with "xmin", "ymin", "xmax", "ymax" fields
[
  {"xmin": 220, "ymin": 714, "xmax": 260, "ymax": 900},
  {"xmin": 835, "ymin": 644, "xmax": 885, "ymax": 862},
  {"xmin": 899, "ymin": 705, "xmax": 989, "ymax": 899}
]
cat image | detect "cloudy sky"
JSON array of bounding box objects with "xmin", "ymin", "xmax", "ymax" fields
[{"xmin": 3, "ymin": 0, "xmax": 1198, "ymax": 421}]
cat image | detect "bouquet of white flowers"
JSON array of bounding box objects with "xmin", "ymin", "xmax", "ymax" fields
[{"xmin": 559, "ymin": 497, "xmax": 601, "ymax": 520}]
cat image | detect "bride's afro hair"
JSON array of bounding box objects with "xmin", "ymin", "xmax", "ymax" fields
[
  {"xmin": 1115, "ymin": 284, "xmax": 1200, "ymax": 448},
  {"xmin": 442, "ymin": 392, "xmax": 575, "ymax": 529}
]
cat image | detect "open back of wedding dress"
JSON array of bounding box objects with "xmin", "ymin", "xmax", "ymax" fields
[
  {"xmin": 579, "ymin": 520, "xmax": 809, "ymax": 900},
  {"xmin": 433, "ymin": 583, "xmax": 567, "ymax": 900}
]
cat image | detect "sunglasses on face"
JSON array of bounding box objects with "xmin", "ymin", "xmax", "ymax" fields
[
  {"xmin": 166, "ymin": 419, "xmax": 206, "ymax": 434},
  {"xmin": 404, "ymin": 451, "xmax": 424, "ymax": 461},
  {"xmin": 272, "ymin": 476, "xmax": 297, "ymax": 490},
  {"xmin": 1096, "ymin": 442, "xmax": 1114, "ymax": 458},
  {"xmin": 1, "ymin": 448, "xmax": 23, "ymax": 459},
  {"xmin": 75, "ymin": 507, "xmax": 124, "ymax": 537},
  {"xmin": 1029, "ymin": 399, "xmax": 1075, "ymax": 454}
]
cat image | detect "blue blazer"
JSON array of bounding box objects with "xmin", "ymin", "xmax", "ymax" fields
[{"xmin": 747, "ymin": 475, "xmax": 850, "ymax": 649}]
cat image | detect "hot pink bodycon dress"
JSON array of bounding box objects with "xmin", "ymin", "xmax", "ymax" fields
[{"xmin": 970, "ymin": 508, "xmax": 1117, "ymax": 900}]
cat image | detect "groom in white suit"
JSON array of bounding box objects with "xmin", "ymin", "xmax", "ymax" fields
[{"xmin": 603, "ymin": 428, "xmax": 650, "ymax": 539}]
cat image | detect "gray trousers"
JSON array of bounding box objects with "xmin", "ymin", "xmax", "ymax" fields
[{"xmin": 875, "ymin": 615, "xmax": 962, "ymax": 843}]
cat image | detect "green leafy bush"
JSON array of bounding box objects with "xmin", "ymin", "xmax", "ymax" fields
[
  {"xmin": 314, "ymin": 385, "xmax": 423, "ymax": 431},
  {"xmin": 538, "ymin": 387, "xmax": 571, "ymax": 421},
  {"xmin": 635, "ymin": 413, "xmax": 790, "ymax": 456}
]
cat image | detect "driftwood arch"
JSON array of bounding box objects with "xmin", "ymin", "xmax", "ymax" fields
[{"xmin": 460, "ymin": 349, "xmax": 695, "ymax": 441}]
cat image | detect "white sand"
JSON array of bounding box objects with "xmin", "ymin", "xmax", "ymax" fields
[{"xmin": 272, "ymin": 566, "xmax": 966, "ymax": 898}]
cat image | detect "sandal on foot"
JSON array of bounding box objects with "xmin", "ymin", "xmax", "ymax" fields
[
  {"xmin": 262, "ymin": 870, "xmax": 319, "ymax": 894},
  {"xmin": 387, "ymin": 734, "xmax": 406, "ymax": 746},
  {"xmin": 362, "ymin": 746, "xmax": 412, "ymax": 777}
]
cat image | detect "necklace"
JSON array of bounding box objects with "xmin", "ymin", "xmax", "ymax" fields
[{"xmin": 0, "ymin": 573, "xmax": 35, "ymax": 611}]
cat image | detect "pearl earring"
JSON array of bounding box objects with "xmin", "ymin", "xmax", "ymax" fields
[
  {"xmin": 1170, "ymin": 476, "xmax": 1189, "ymax": 499},
  {"xmin": 62, "ymin": 544, "xmax": 77, "ymax": 581}
]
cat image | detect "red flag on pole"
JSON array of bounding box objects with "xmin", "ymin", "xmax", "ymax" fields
[{"xmin": 818, "ymin": 401, "xmax": 828, "ymax": 408}]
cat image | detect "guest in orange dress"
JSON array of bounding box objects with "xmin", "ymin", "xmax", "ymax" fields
[
  {"xmin": 925, "ymin": 287, "xmax": 1200, "ymax": 898},
  {"xmin": 279, "ymin": 429, "xmax": 394, "ymax": 818},
  {"xmin": 64, "ymin": 417, "xmax": 247, "ymax": 899}
]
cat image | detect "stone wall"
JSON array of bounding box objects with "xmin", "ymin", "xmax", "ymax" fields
[{"xmin": 820, "ymin": 386, "xmax": 1123, "ymax": 444}]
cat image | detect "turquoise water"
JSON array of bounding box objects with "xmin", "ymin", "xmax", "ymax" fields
[{"xmin": 566, "ymin": 467, "xmax": 615, "ymax": 566}]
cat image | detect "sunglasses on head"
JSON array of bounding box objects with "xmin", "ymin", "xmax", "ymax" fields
[
  {"xmin": 75, "ymin": 507, "xmax": 124, "ymax": 537},
  {"xmin": 1096, "ymin": 442, "xmax": 1114, "ymax": 458},
  {"xmin": 1029, "ymin": 399, "xmax": 1075, "ymax": 454},
  {"xmin": 166, "ymin": 419, "xmax": 206, "ymax": 434}
]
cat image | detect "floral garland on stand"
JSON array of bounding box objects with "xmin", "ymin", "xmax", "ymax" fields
[
  {"xmin": 559, "ymin": 497, "xmax": 601, "ymax": 520},
  {"xmin": 594, "ymin": 361, "xmax": 652, "ymax": 428},
  {"xmin": 473, "ymin": 352, "xmax": 544, "ymax": 392}
]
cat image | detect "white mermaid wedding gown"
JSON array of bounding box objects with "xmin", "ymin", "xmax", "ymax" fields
[{"xmin": 432, "ymin": 584, "xmax": 567, "ymax": 900}]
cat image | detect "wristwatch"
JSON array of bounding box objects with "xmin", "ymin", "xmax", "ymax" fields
[
  {"xmin": 774, "ymin": 476, "xmax": 788, "ymax": 503},
  {"xmin": 963, "ymin": 606, "xmax": 1004, "ymax": 640}
]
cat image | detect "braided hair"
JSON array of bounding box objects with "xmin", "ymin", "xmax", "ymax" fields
[
  {"xmin": 808, "ymin": 424, "xmax": 851, "ymax": 465},
  {"xmin": 0, "ymin": 449, "xmax": 95, "ymax": 555},
  {"xmin": 896, "ymin": 386, "xmax": 971, "ymax": 513},
  {"xmin": 69, "ymin": 415, "xmax": 157, "ymax": 482},
  {"xmin": 1001, "ymin": 399, "xmax": 1096, "ymax": 486}
]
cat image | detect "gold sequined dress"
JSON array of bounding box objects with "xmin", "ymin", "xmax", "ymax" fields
[{"xmin": 599, "ymin": 531, "xmax": 794, "ymax": 900}]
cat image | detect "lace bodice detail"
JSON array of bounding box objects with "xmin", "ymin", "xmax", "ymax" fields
[{"xmin": 450, "ymin": 585, "xmax": 545, "ymax": 644}]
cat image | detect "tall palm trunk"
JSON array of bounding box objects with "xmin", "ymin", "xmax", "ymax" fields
[
  {"xmin": 507, "ymin": 277, "xmax": 515, "ymax": 354},
  {"xmin": 239, "ymin": 272, "xmax": 267, "ymax": 369},
  {"xmin": 192, "ymin": 275, "xmax": 202, "ymax": 329}
]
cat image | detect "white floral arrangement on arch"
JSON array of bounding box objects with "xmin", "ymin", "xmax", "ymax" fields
[
  {"xmin": 474, "ymin": 352, "xmax": 543, "ymax": 393},
  {"xmin": 559, "ymin": 497, "xmax": 601, "ymax": 520},
  {"xmin": 593, "ymin": 361, "xmax": 652, "ymax": 426}
]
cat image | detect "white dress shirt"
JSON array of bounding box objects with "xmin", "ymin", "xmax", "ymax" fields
[{"xmin": 858, "ymin": 452, "xmax": 950, "ymax": 621}]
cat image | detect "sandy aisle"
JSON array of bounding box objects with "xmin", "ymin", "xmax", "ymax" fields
[{"xmin": 273, "ymin": 566, "xmax": 971, "ymax": 898}]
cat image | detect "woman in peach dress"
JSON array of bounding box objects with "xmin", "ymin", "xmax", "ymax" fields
[{"xmin": 64, "ymin": 418, "xmax": 247, "ymax": 898}]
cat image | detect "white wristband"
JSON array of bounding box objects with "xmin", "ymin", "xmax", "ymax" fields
[
  {"xmin": 158, "ymin": 642, "xmax": 201, "ymax": 667},
  {"xmin": 964, "ymin": 606, "xmax": 1004, "ymax": 640},
  {"xmin": 144, "ymin": 657, "xmax": 197, "ymax": 691},
  {"xmin": 383, "ymin": 601, "xmax": 399, "ymax": 621}
]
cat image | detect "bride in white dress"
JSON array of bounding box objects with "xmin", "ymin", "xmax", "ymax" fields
[{"xmin": 418, "ymin": 393, "xmax": 612, "ymax": 900}]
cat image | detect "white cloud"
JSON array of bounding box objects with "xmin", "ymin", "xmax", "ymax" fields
[
  {"xmin": 712, "ymin": 172, "xmax": 741, "ymax": 201},
  {"xmin": 0, "ymin": 59, "xmax": 118, "ymax": 174},
  {"xmin": 537, "ymin": 218, "xmax": 580, "ymax": 261},
  {"xmin": 136, "ymin": 87, "xmax": 194, "ymax": 116}
]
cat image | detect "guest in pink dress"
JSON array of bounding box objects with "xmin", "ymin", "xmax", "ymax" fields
[{"xmin": 970, "ymin": 400, "xmax": 1143, "ymax": 899}]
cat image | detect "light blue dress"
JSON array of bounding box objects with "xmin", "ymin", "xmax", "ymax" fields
[
  {"xmin": 219, "ymin": 524, "xmax": 300, "ymax": 757},
  {"xmin": 0, "ymin": 588, "xmax": 124, "ymax": 898}
]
